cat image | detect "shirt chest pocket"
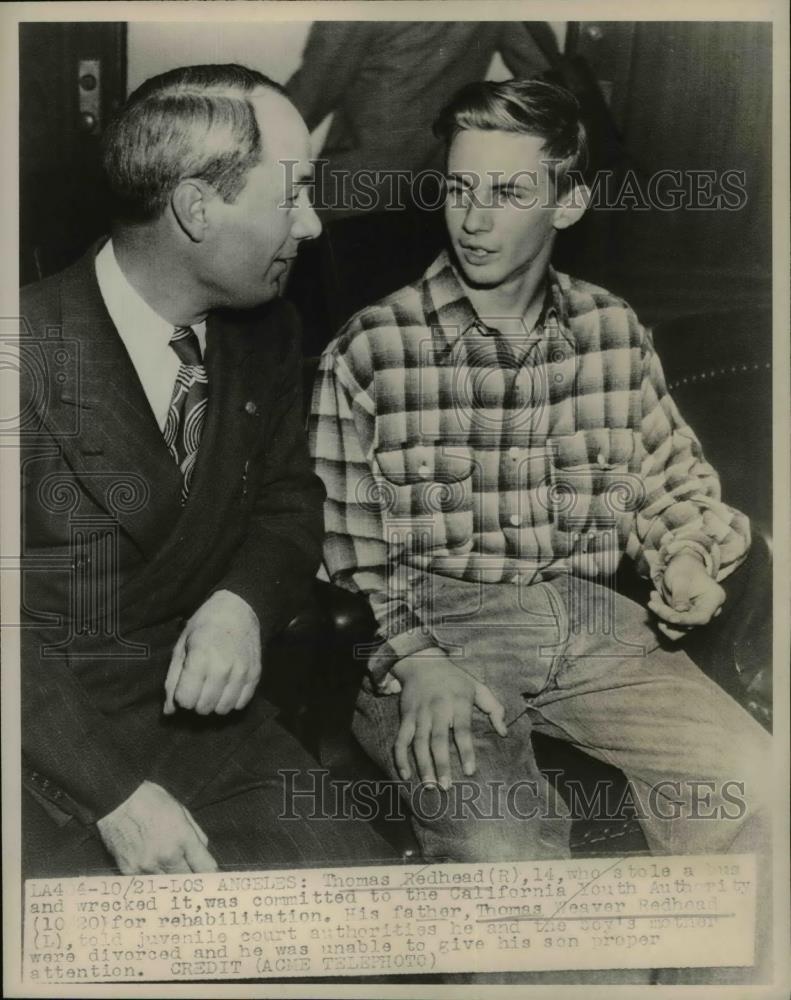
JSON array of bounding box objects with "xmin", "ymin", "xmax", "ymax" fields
[
  {"xmin": 547, "ymin": 428, "xmax": 642, "ymax": 544},
  {"xmin": 374, "ymin": 443, "xmax": 475, "ymax": 552}
]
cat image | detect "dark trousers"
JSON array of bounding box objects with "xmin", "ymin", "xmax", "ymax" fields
[{"xmin": 23, "ymin": 703, "xmax": 394, "ymax": 878}]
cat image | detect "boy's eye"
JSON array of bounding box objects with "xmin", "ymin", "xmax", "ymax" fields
[
  {"xmin": 445, "ymin": 181, "xmax": 472, "ymax": 203},
  {"xmin": 285, "ymin": 184, "xmax": 310, "ymax": 208},
  {"xmin": 494, "ymin": 185, "xmax": 535, "ymax": 205}
]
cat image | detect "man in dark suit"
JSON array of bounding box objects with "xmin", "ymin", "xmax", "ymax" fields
[{"xmin": 20, "ymin": 63, "xmax": 389, "ymax": 876}]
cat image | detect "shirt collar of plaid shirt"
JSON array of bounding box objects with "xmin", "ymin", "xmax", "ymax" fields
[{"xmin": 421, "ymin": 249, "xmax": 575, "ymax": 358}]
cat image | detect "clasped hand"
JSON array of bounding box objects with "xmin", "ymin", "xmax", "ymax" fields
[
  {"xmin": 391, "ymin": 651, "xmax": 508, "ymax": 790},
  {"xmin": 164, "ymin": 589, "xmax": 261, "ymax": 715},
  {"xmin": 648, "ymin": 551, "xmax": 725, "ymax": 640}
]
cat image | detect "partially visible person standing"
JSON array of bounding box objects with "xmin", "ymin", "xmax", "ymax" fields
[{"xmin": 286, "ymin": 21, "xmax": 550, "ymax": 216}]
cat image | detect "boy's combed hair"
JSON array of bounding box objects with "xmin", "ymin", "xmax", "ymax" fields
[
  {"xmin": 434, "ymin": 78, "xmax": 588, "ymax": 190},
  {"xmin": 102, "ymin": 64, "xmax": 287, "ymax": 222}
]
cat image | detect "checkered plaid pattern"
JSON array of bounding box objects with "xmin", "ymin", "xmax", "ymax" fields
[{"xmin": 309, "ymin": 250, "xmax": 750, "ymax": 686}]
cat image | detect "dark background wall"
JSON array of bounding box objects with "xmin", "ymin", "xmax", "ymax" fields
[
  {"xmin": 19, "ymin": 20, "xmax": 772, "ymax": 326},
  {"xmin": 565, "ymin": 21, "xmax": 771, "ymax": 321}
]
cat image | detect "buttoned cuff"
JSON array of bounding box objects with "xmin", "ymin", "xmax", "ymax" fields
[
  {"xmin": 652, "ymin": 532, "xmax": 718, "ymax": 590},
  {"xmin": 368, "ymin": 629, "xmax": 443, "ymax": 693}
]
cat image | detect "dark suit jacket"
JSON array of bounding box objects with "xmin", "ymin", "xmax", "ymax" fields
[{"xmin": 19, "ymin": 244, "xmax": 325, "ymax": 825}]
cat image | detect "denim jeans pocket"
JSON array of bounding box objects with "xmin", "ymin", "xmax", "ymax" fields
[
  {"xmin": 430, "ymin": 578, "xmax": 568, "ymax": 697},
  {"xmin": 544, "ymin": 576, "xmax": 658, "ymax": 689}
]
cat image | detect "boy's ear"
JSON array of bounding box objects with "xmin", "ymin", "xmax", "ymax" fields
[
  {"xmin": 552, "ymin": 183, "xmax": 590, "ymax": 231},
  {"xmin": 170, "ymin": 179, "xmax": 212, "ymax": 243}
]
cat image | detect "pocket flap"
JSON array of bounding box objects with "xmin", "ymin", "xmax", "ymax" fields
[
  {"xmin": 550, "ymin": 428, "xmax": 634, "ymax": 470},
  {"xmin": 375, "ymin": 444, "xmax": 474, "ymax": 485}
]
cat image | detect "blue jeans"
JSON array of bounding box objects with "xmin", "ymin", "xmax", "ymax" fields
[
  {"xmin": 353, "ymin": 572, "xmax": 773, "ymax": 982},
  {"xmin": 353, "ymin": 572, "xmax": 770, "ymax": 863}
]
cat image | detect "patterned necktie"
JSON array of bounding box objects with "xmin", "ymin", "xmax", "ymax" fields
[{"xmin": 164, "ymin": 326, "xmax": 209, "ymax": 503}]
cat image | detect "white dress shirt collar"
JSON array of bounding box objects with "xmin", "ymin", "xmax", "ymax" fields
[{"xmin": 94, "ymin": 239, "xmax": 207, "ymax": 431}]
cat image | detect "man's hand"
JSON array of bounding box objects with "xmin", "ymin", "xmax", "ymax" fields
[
  {"xmin": 164, "ymin": 590, "xmax": 261, "ymax": 715},
  {"xmin": 648, "ymin": 551, "xmax": 725, "ymax": 640},
  {"xmin": 96, "ymin": 781, "xmax": 218, "ymax": 874},
  {"xmin": 391, "ymin": 651, "xmax": 507, "ymax": 790}
]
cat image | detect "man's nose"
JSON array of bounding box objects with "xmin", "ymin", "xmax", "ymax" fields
[
  {"xmin": 462, "ymin": 202, "xmax": 493, "ymax": 234},
  {"xmin": 292, "ymin": 201, "xmax": 322, "ymax": 242}
]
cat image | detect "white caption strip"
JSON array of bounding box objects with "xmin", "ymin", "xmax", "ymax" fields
[{"xmin": 24, "ymin": 853, "xmax": 756, "ymax": 982}]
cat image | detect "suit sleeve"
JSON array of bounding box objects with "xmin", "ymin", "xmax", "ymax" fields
[
  {"xmin": 498, "ymin": 23, "xmax": 553, "ymax": 77},
  {"xmin": 215, "ymin": 302, "xmax": 325, "ymax": 646},
  {"xmin": 286, "ymin": 22, "xmax": 374, "ymax": 131},
  {"xmin": 21, "ymin": 630, "xmax": 145, "ymax": 823},
  {"xmin": 19, "ymin": 404, "xmax": 145, "ymax": 823}
]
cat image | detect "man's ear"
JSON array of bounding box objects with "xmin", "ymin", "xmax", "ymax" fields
[
  {"xmin": 170, "ymin": 180, "xmax": 212, "ymax": 243},
  {"xmin": 552, "ymin": 183, "xmax": 590, "ymax": 231}
]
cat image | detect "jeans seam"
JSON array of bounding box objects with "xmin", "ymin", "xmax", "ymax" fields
[{"xmin": 539, "ymin": 581, "xmax": 570, "ymax": 690}]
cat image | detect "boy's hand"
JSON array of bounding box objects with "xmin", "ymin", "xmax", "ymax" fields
[
  {"xmin": 391, "ymin": 651, "xmax": 507, "ymax": 790},
  {"xmin": 648, "ymin": 551, "xmax": 725, "ymax": 640}
]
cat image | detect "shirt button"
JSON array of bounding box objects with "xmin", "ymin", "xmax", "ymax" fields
[
  {"xmin": 508, "ymin": 446, "xmax": 521, "ymax": 459},
  {"xmin": 509, "ymin": 513, "xmax": 522, "ymax": 527},
  {"xmin": 418, "ymin": 463, "xmax": 430, "ymax": 477},
  {"xmin": 597, "ymin": 452, "xmax": 607, "ymax": 467}
]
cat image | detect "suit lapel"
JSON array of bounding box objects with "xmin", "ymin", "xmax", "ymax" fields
[
  {"xmin": 125, "ymin": 305, "xmax": 268, "ymax": 596},
  {"xmin": 40, "ymin": 248, "xmax": 276, "ymax": 574},
  {"xmin": 42, "ymin": 247, "xmax": 183, "ymax": 556}
]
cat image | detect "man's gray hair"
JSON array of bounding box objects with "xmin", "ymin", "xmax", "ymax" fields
[{"xmin": 102, "ymin": 63, "xmax": 287, "ymax": 222}]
